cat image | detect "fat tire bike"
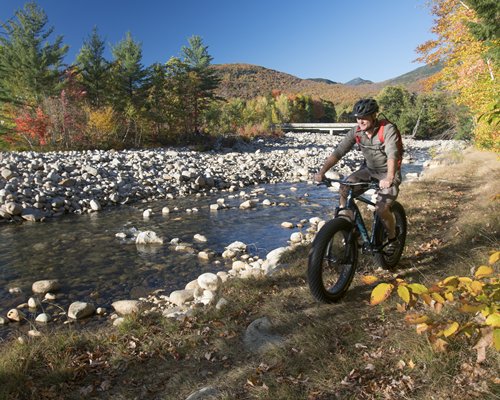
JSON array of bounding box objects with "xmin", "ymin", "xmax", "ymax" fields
[{"xmin": 307, "ymin": 178, "xmax": 407, "ymax": 303}]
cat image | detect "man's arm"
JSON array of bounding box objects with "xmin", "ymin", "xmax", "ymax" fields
[
  {"xmin": 314, "ymin": 154, "xmax": 340, "ymax": 182},
  {"xmin": 379, "ymin": 158, "xmax": 397, "ymax": 189}
]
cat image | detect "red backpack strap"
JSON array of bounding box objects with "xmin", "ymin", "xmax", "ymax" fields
[
  {"xmin": 377, "ymin": 119, "xmax": 387, "ymax": 143},
  {"xmin": 355, "ymin": 125, "xmax": 362, "ymax": 144}
]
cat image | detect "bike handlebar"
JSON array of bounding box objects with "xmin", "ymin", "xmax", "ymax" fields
[{"xmin": 316, "ymin": 177, "xmax": 380, "ymax": 190}]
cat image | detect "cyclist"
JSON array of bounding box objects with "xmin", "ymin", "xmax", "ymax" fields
[{"xmin": 314, "ymin": 98, "xmax": 402, "ymax": 254}]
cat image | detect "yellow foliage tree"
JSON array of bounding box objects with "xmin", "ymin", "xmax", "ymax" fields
[
  {"xmin": 416, "ymin": 0, "xmax": 499, "ymax": 149},
  {"xmin": 85, "ymin": 106, "xmax": 119, "ymax": 145}
]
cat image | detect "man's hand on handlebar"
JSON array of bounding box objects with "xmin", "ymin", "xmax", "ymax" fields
[
  {"xmin": 379, "ymin": 178, "xmax": 393, "ymax": 189},
  {"xmin": 313, "ymin": 172, "xmax": 325, "ymax": 183}
]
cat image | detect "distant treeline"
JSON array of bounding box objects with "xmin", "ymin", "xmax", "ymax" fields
[{"xmin": 0, "ymin": 1, "xmax": 497, "ymax": 151}]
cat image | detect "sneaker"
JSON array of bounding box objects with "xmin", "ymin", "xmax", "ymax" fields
[{"xmin": 384, "ymin": 237, "xmax": 400, "ymax": 256}]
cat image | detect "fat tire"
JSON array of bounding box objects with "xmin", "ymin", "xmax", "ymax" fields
[
  {"xmin": 374, "ymin": 201, "xmax": 407, "ymax": 269},
  {"xmin": 307, "ymin": 218, "xmax": 358, "ymax": 303}
]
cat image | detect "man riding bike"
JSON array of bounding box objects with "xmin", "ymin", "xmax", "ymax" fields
[{"xmin": 314, "ymin": 98, "xmax": 403, "ymax": 254}]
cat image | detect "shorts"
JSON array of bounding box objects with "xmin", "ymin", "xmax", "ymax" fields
[{"xmin": 339, "ymin": 167, "xmax": 401, "ymax": 207}]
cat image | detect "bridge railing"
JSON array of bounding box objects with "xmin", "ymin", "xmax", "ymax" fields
[{"xmin": 280, "ymin": 123, "xmax": 357, "ymax": 135}]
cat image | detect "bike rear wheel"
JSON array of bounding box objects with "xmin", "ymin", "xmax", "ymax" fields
[
  {"xmin": 307, "ymin": 218, "xmax": 358, "ymax": 303},
  {"xmin": 374, "ymin": 201, "xmax": 407, "ymax": 269}
]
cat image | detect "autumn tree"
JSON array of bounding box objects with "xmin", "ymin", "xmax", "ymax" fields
[
  {"xmin": 75, "ymin": 27, "xmax": 110, "ymax": 107},
  {"xmin": 0, "ymin": 2, "xmax": 68, "ymax": 105},
  {"xmin": 417, "ymin": 0, "xmax": 499, "ymax": 149}
]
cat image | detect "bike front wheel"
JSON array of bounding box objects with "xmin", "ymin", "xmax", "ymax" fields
[{"xmin": 307, "ymin": 218, "xmax": 358, "ymax": 303}]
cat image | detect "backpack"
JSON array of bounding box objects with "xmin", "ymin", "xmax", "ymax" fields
[{"xmin": 355, "ymin": 119, "xmax": 404, "ymax": 169}]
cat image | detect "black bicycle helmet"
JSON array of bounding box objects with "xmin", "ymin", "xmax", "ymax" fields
[{"xmin": 352, "ymin": 98, "xmax": 379, "ymax": 117}]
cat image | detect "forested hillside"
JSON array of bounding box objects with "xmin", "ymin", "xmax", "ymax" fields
[{"xmin": 212, "ymin": 63, "xmax": 440, "ymax": 106}]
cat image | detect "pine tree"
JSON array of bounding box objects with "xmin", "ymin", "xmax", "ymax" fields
[
  {"xmin": 0, "ymin": 2, "xmax": 68, "ymax": 104},
  {"xmin": 75, "ymin": 26, "xmax": 110, "ymax": 107},
  {"xmin": 110, "ymin": 31, "xmax": 146, "ymax": 111},
  {"xmin": 180, "ymin": 35, "xmax": 220, "ymax": 134}
]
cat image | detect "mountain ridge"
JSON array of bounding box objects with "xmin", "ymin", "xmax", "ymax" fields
[{"xmin": 212, "ymin": 63, "xmax": 440, "ymax": 105}]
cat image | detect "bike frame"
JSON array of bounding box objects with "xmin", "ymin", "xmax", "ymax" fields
[{"xmin": 334, "ymin": 183, "xmax": 384, "ymax": 254}]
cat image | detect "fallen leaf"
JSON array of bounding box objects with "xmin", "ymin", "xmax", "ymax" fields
[
  {"xmin": 370, "ymin": 283, "xmax": 394, "ymax": 305},
  {"xmin": 397, "ymin": 285, "xmax": 411, "ymax": 304},
  {"xmin": 475, "ymin": 265, "xmax": 494, "ymax": 278},
  {"xmin": 489, "ymin": 251, "xmax": 500, "ymax": 265},
  {"xmin": 361, "ymin": 275, "xmax": 379, "ymax": 285},
  {"xmin": 432, "ymin": 338, "xmax": 448, "ymax": 353},
  {"xmin": 443, "ymin": 321, "xmax": 459, "ymax": 337}
]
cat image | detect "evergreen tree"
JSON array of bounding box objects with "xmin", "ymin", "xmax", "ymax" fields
[
  {"xmin": 180, "ymin": 35, "xmax": 220, "ymax": 133},
  {"xmin": 0, "ymin": 2, "xmax": 68, "ymax": 104},
  {"xmin": 76, "ymin": 26, "xmax": 110, "ymax": 107},
  {"xmin": 110, "ymin": 31, "xmax": 145, "ymax": 111}
]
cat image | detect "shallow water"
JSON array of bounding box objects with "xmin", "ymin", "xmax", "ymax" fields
[{"xmin": 0, "ymin": 163, "xmax": 424, "ymax": 338}]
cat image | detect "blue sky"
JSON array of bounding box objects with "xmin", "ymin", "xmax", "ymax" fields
[{"xmin": 0, "ymin": 1, "xmax": 436, "ymax": 83}]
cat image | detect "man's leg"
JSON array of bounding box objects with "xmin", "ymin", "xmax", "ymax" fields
[{"xmin": 338, "ymin": 169, "xmax": 372, "ymax": 219}]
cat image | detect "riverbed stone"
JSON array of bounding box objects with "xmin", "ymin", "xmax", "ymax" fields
[
  {"xmin": 35, "ymin": 313, "xmax": 51, "ymax": 323},
  {"xmin": 7, "ymin": 309, "xmax": 24, "ymax": 322},
  {"xmin": 169, "ymin": 289, "xmax": 194, "ymax": 306},
  {"xmin": 68, "ymin": 301, "xmax": 95, "ymax": 319},
  {"xmin": 136, "ymin": 230, "xmax": 163, "ymax": 244},
  {"xmin": 32, "ymin": 279, "xmax": 60, "ymax": 294},
  {"xmin": 111, "ymin": 300, "xmax": 142, "ymax": 315},
  {"xmin": 197, "ymin": 273, "xmax": 221, "ymax": 292}
]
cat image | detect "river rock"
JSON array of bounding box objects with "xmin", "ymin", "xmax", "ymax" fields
[
  {"xmin": 32, "ymin": 279, "xmax": 60, "ymax": 294},
  {"xmin": 111, "ymin": 300, "xmax": 141, "ymax": 315},
  {"xmin": 68, "ymin": 301, "xmax": 95, "ymax": 319},
  {"xmin": 136, "ymin": 230, "xmax": 163, "ymax": 244},
  {"xmin": 198, "ymin": 274, "xmax": 220, "ymax": 293},
  {"xmin": 4, "ymin": 202, "xmax": 22, "ymax": 216},
  {"xmin": 169, "ymin": 289, "xmax": 194, "ymax": 306},
  {"xmin": 28, "ymin": 297, "xmax": 41, "ymax": 309},
  {"xmin": 35, "ymin": 313, "xmax": 51, "ymax": 323},
  {"xmin": 243, "ymin": 317, "xmax": 284, "ymax": 353},
  {"xmin": 7, "ymin": 309, "xmax": 24, "ymax": 322}
]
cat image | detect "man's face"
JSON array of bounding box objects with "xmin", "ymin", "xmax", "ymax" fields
[{"xmin": 356, "ymin": 114, "xmax": 376, "ymax": 131}]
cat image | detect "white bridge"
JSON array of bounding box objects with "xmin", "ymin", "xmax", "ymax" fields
[{"xmin": 281, "ymin": 123, "xmax": 357, "ymax": 135}]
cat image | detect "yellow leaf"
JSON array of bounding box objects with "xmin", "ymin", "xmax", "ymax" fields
[
  {"xmin": 441, "ymin": 276, "xmax": 459, "ymax": 287},
  {"xmin": 416, "ymin": 323, "xmax": 429, "ymax": 334},
  {"xmin": 370, "ymin": 283, "xmax": 394, "ymax": 306},
  {"xmin": 458, "ymin": 277, "xmax": 473, "ymax": 284},
  {"xmin": 494, "ymin": 329, "xmax": 500, "ymax": 351},
  {"xmin": 443, "ymin": 321, "xmax": 459, "ymax": 337},
  {"xmin": 408, "ymin": 359, "xmax": 415, "ymax": 369},
  {"xmin": 470, "ymin": 280, "xmax": 483, "ymax": 295},
  {"xmin": 421, "ymin": 293, "xmax": 433, "ymax": 306},
  {"xmin": 361, "ymin": 275, "xmax": 379, "ymax": 285},
  {"xmin": 489, "ymin": 251, "xmax": 500, "ymax": 265},
  {"xmin": 475, "ymin": 265, "xmax": 494, "ymax": 278},
  {"xmin": 431, "ymin": 293, "xmax": 446, "ymax": 304},
  {"xmin": 432, "ymin": 338, "xmax": 448, "ymax": 353},
  {"xmin": 445, "ymin": 292, "xmax": 454, "ymax": 302},
  {"xmin": 405, "ymin": 314, "xmax": 429, "ymax": 324},
  {"xmin": 459, "ymin": 303, "xmax": 485, "ymax": 313},
  {"xmin": 485, "ymin": 313, "xmax": 500, "ymax": 328},
  {"xmin": 397, "ymin": 285, "xmax": 411, "ymax": 304},
  {"xmin": 407, "ymin": 283, "xmax": 428, "ymax": 294}
]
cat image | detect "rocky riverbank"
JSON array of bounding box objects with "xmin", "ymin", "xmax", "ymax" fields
[
  {"xmin": 0, "ymin": 132, "xmax": 466, "ymax": 222},
  {"xmin": 0, "ymin": 133, "xmax": 467, "ymax": 338}
]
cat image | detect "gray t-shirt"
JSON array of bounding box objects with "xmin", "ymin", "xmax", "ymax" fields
[{"xmin": 332, "ymin": 121, "xmax": 401, "ymax": 174}]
